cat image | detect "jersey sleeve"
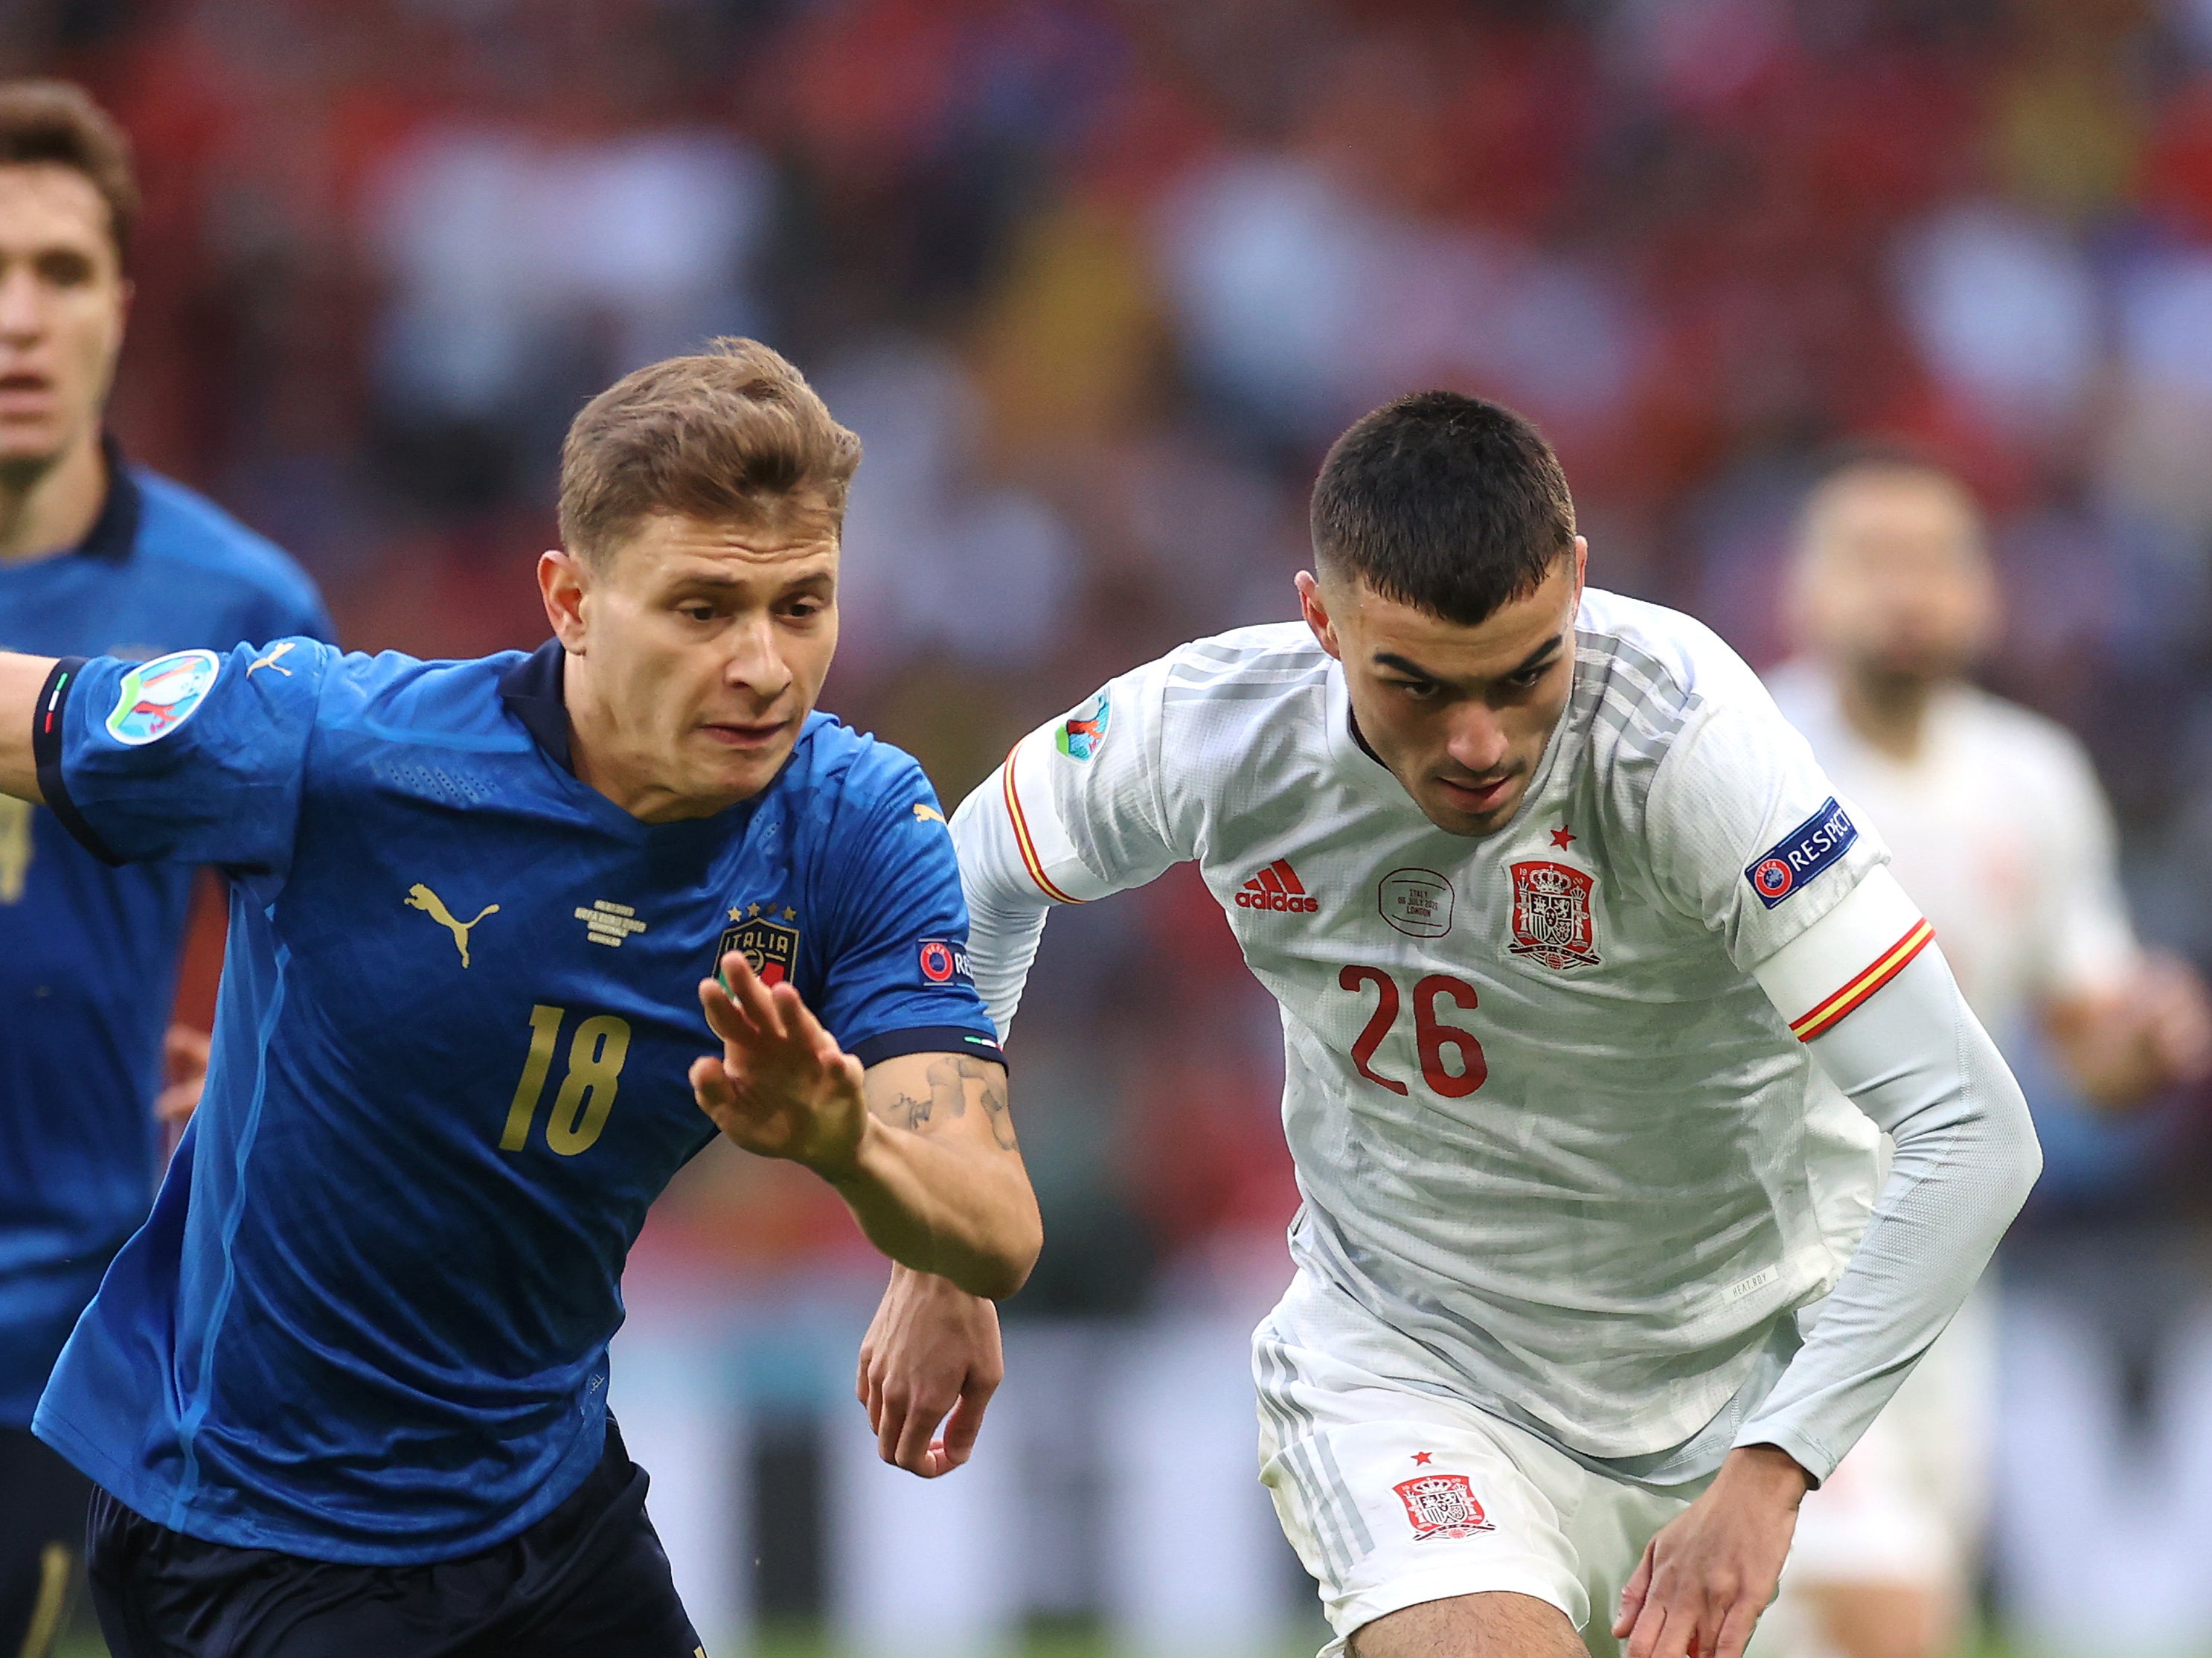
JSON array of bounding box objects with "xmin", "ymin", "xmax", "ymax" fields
[
  {"xmin": 812, "ymin": 755, "xmax": 1008, "ymax": 1070},
  {"xmin": 949, "ymin": 656, "xmax": 1191, "ymax": 1034},
  {"xmin": 34, "ymin": 638, "xmax": 333, "ymax": 880},
  {"xmin": 1642, "ymin": 685, "xmax": 1891, "ymax": 974}
]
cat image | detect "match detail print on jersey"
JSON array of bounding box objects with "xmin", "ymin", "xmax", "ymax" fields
[
  {"xmin": 574, "ymin": 899, "xmax": 648, "ymax": 947},
  {"xmin": 1237, "ymin": 859, "xmax": 1318, "ymax": 912},
  {"xmin": 103, "ymin": 649, "xmax": 222, "ymax": 746}
]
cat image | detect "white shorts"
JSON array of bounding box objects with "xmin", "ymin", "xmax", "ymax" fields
[{"xmin": 1254, "ymin": 1285, "xmax": 1699, "ymax": 1657}]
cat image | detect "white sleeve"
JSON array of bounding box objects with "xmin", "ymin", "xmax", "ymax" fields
[
  {"xmin": 1644, "ymin": 685, "xmax": 1891, "ymax": 976},
  {"xmin": 1738, "ymin": 871, "xmax": 2042, "ymax": 1480},
  {"xmin": 948, "ymin": 659, "xmax": 1190, "ymax": 1037}
]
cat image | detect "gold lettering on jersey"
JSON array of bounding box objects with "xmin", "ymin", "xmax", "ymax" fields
[
  {"xmin": 0, "ymin": 796, "xmax": 31, "ymax": 904},
  {"xmin": 574, "ymin": 899, "xmax": 648, "ymax": 947},
  {"xmin": 405, "ymin": 883, "xmax": 501, "ymax": 967},
  {"xmin": 246, "ymin": 641, "xmax": 297, "ymax": 678}
]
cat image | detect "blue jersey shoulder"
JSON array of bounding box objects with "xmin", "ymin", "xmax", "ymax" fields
[{"xmin": 130, "ymin": 469, "xmax": 334, "ymax": 642}]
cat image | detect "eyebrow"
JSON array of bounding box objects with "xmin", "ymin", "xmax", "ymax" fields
[
  {"xmin": 1373, "ymin": 632, "xmax": 1564, "ymax": 686},
  {"xmin": 667, "ymin": 567, "xmax": 834, "ymax": 596}
]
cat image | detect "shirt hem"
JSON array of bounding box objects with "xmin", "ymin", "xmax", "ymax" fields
[{"xmin": 31, "ymin": 1407, "xmax": 609, "ymax": 1566}]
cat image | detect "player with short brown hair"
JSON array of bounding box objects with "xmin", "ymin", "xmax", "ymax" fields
[{"xmin": 0, "ymin": 338, "xmax": 1038, "ymax": 1658}]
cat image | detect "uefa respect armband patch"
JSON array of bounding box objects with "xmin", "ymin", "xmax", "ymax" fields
[
  {"xmin": 104, "ymin": 649, "xmax": 222, "ymax": 746},
  {"xmin": 1745, "ymin": 797, "xmax": 1858, "ymax": 909}
]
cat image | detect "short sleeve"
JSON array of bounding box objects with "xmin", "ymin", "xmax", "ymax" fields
[
  {"xmin": 993, "ymin": 656, "xmax": 1188, "ymax": 905},
  {"xmin": 813, "ymin": 757, "xmax": 1008, "ymax": 1070},
  {"xmin": 39, "ymin": 638, "xmax": 331, "ymax": 879},
  {"xmin": 1644, "ymin": 689, "xmax": 1890, "ymax": 974}
]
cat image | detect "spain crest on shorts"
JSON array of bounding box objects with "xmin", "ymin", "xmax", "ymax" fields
[
  {"xmin": 717, "ymin": 915, "xmax": 799, "ymax": 987},
  {"xmin": 1507, "ymin": 860, "xmax": 1601, "ymax": 970},
  {"xmin": 1394, "ymin": 1473, "xmax": 1493, "ymax": 1540}
]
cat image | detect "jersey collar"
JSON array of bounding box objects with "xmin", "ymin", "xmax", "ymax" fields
[
  {"xmin": 498, "ymin": 638, "xmax": 575, "ymax": 772},
  {"xmin": 68, "ymin": 435, "xmax": 142, "ymax": 563}
]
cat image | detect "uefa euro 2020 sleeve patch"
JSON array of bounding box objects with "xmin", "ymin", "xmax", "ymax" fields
[
  {"xmin": 103, "ymin": 649, "xmax": 223, "ymax": 746},
  {"xmin": 1745, "ymin": 797, "xmax": 1858, "ymax": 909},
  {"xmin": 1054, "ymin": 690, "xmax": 1110, "ymax": 761}
]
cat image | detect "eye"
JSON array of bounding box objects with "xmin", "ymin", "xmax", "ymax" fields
[
  {"xmin": 1394, "ymin": 679, "xmax": 1442, "ymax": 701},
  {"xmin": 679, "ymin": 603, "xmax": 717, "ymax": 624}
]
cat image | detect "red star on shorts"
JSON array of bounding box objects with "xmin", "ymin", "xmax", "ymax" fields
[
  {"xmin": 1411, "ymin": 1451, "xmax": 1433, "ymax": 1465},
  {"xmin": 1551, "ymin": 825, "xmax": 1575, "ymax": 848}
]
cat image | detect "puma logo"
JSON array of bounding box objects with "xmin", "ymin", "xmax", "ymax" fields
[
  {"xmin": 405, "ymin": 883, "xmax": 500, "ymax": 967},
  {"xmin": 247, "ymin": 641, "xmax": 296, "ymax": 678},
  {"xmin": 0, "ymin": 797, "xmax": 28, "ymax": 904}
]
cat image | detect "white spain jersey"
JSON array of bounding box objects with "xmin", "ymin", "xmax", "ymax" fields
[
  {"xmin": 956, "ymin": 589, "xmax": 1911, "ymax": 1461},
  {"xmin": 1767, "ymin": 663, "xmax": 2138, "ymax": 1036}
]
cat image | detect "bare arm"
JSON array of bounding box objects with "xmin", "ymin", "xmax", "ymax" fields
[
  {"xmin": 690, "ymin": 952, "xmax": 1041, "ymax": 1300},
  {"xmin": 0, "ymin": 651, "xmax": 58, "ymax": 802}
]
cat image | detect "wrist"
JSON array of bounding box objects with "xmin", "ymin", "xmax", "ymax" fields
[
  {"xmin": 812, "ymin": 1100, "xmax": 882, "ymax": 1187},
  {"xmin": 1724, "ymin": 1442, "xmax": 1813, "ymax": 1506}
]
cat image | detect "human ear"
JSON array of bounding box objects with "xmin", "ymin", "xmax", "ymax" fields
[
  {"xmin": 1296, "ymin": 571, "xmax": 1343, "ymax": 661},
  {"xmin": 539, "ymin": 551, "xmax": 590, "ymax": 651}
]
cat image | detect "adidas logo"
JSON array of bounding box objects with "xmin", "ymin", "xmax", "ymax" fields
[{"xmin": 1236, "ymin": 858, "xmax": 1319, "ymax": 913}]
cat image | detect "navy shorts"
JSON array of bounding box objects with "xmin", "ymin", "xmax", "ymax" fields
[
  {"xmin": 0, "ymin": 1425, "xmax": 96, "ymax": 1658},
  {"xmin": 86, "ymin": 1421, "xmax": 704, "ymax": 1658}
]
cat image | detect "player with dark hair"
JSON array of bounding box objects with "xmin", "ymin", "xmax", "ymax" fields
[
  {"xmin": 911, "ymin": 389, "xmax": 2042, "ymax": 1657},
  {"xmin": 0, "ymin": 337, "xmax": 1040, "ymax": 1657},
  {"xmin": 0, "ymin": 78, "xmax": 331, "ymax": 1657}
]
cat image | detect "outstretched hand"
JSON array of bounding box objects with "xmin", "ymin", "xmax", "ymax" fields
[{"xmin": 690, "ymin": 952, "xmax": 868, "ymax": 1177}]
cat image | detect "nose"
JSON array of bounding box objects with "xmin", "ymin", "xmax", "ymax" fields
[
  {"xmin": 723, "ymin": 613, "xmax": 792, "ymax": 705},
  {"xmin": 0, "ymin": 265, "xmax": 44, "ymax": 344},
  {"xmin": 1444, "ymin": 704, "xmax": 1512, "ymax": 776}
]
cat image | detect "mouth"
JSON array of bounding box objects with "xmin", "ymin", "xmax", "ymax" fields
[
  {"xmin": 0, "ymin": 370, "xmax": 54, "ymax": 412},
  {"xmin": 700, "ymin": 716, "xmax": 791, "ymax": 752},
  {"xmin": 1436, "ymin": 773, "xmax": 1519, "ymax": 815}
]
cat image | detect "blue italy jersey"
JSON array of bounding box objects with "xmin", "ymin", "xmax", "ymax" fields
[
  {"xmin": 0, "ymin": 448, "xmax": 330, "ymax": 1429},
  {"xmin": 29, "ymin": 637, "xmax": 1002, "ymax": 1562}
]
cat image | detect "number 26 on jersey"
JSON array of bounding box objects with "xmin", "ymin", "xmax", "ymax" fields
[{"xmin": 1339, "ymin": 967, "xmax": 1487, "ymax": 1098}]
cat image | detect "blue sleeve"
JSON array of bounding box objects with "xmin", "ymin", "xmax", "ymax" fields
[
  {"xmin": 815, "ymin": 758, "xmax": 1008, "ymax": 1071},
  {"xmin": 37, "ymin": 638, "xmax": 333, "ymax": 880}
]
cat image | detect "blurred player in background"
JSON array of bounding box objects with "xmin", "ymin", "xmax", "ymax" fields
[
  {"xmin": 0, "ymin": 80, "xmax": 330, "ymax": 1658},
  {"xmin": 920, "ymin": 393, "xmax": 2042, "ymax": 1658},
  {"xmin": 1759, "ymin": 454, "xmax": 2212, "ymax": 1658},
  {"xmin": 0, "ymin": 340, "xmax": 1039, "ymax": 1658}
]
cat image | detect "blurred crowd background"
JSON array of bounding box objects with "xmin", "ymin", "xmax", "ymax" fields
[{"xmin": 15, "ymin": 0, "xmax": 2212, "ymax": 1652}]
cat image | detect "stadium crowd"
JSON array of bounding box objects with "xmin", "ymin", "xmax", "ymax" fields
[{"xmin": 10, "ymin": 0, "xmax": 2212, "ymax": 1651}]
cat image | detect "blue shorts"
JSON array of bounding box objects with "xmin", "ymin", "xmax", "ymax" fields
[{"xmin": 85, "ymin": 1421, "xmax": 702, "ymax": 1658}]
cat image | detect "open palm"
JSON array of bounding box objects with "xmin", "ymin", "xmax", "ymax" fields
[{"xmin": 690, "ymin": 952, "xmax": 867, "ymax": 1175}]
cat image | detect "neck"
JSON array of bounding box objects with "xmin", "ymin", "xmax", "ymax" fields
[
  {"xmin": 0, "ymin": 432, "xmax": 106, "ymax": 563},
  {"xmin": 1838, "ymin": 667, "xmax": 1936, "ymax": 763},
  {"xmin": 562, "ymin": 653, "xmax": 743, "ymax": 824}
]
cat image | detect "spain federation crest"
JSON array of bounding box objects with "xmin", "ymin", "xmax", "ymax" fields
[
  {"xmin": 1507, "ymin": 860, "xmax": 1601, "ymax": 970},
  {"xmin": 1394, "ymin": 1473, "xmax": 1493, "ymax": 1540},
  {"xmin": 717, "ymin": 913, "xmax": 800, "ymax": 987}
]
